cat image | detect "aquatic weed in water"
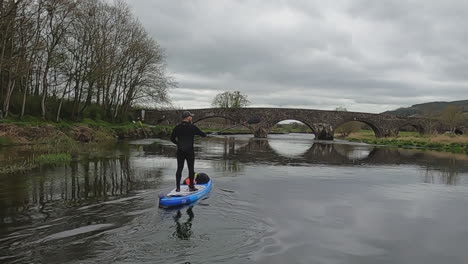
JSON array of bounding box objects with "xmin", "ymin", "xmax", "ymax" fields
[{"xmin": 36, "ymin": 153, "xmax": 72, "ymax": 165}]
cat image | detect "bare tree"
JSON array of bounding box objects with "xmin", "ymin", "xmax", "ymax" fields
[
  {"xmin": 43, "ymin": 1, "xmax": 76, "ymax": 118},
  {"xmin": 0, "ymin": 0, "xmax": 171, "ymax": 121},
  {"xmin": 440, "ymin": 105, "xmax": 464, "ymax": 132},
  {"xmin": 212, "ymin": 91, "xmax": 250, "ymax": 108}
]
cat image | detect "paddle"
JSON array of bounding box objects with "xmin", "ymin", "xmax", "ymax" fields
[{"xmin": 209, "ymin": 116, "xmax": 261, "ymax": 135}]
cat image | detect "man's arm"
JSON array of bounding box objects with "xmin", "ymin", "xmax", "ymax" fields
[
  {"xmin": 170, "ymin": 127, "xmax": 178, "ymax": 145},
  {"xmin": 193, "ymin": 125, "xmax": 207, "ymax": 137}
]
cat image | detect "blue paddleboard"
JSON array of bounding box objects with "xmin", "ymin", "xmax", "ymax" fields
[{"xmin": 159, "ymin": 179, "xmax": 212, "ymax": 208}]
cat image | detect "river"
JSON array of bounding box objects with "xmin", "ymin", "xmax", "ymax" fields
[{"xmin": 1, "ymin": 134, "xmax": 468, "ymax": 264}]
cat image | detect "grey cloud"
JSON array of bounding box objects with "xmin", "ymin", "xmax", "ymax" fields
[{"xmin": 125, "ymin": 0, "xmax": 468, "ymax": 113}]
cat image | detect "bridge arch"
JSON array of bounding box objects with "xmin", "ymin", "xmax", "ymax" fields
[
  {"xmin": 193, "ymin": 115, "xmax": 238, "ymax": 124},
  {"xmin": 270, "ymin": 119, "xmax": 317, "ymax": 136},
  {"xmin": 194, "ymin": 115, "xmax": 251, "ymax": 133},
  {"xmin": 398, "ymin": 123, "xmax": 425, "ymax": 135},
  {"xmin": 334, "ymin": 119, "xmax": 383, "ymax": 138},
  {"xmin": 454, "ymin": 128, "xmax": 464, "ymax": 135}
]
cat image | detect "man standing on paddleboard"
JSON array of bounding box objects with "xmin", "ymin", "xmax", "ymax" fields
[{"xmin": 171, "ymin": 111, "xmax": 207, "ymax": 192}]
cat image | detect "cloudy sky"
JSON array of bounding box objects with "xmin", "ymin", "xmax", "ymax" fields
[{"xmin": 125, "ymin": 0, "xmax": 467, "ymax": 113}]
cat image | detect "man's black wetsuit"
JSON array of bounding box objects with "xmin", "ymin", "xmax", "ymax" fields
[{"xmin": 171, "ymin": 121, "xmax": 207, "ymax": 190}]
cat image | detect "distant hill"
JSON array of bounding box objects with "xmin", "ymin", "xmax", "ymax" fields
[{"xmin": 383, "ymin": 100, "xmax": 468, "ymax": 117}]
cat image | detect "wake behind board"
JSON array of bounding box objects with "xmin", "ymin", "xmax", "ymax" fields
[{"xmin": 159, "ymin": 179, "xmax": 212, "ymax": 208}]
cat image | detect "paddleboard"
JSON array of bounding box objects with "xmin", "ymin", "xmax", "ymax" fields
[{"xmin": 159, "ymin": 179, "xmax": 212, "ymax": 208}]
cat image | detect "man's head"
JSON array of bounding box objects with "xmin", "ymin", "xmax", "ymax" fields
[{"xmin": 181, "ymin": 111, "xmax": 194, "ymax": 122}]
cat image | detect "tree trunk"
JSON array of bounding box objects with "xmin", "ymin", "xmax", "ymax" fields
[
  {"xmin": 113, "ymin": 103, "xmax": 119, "ymax": 120},
  {"xmin": 56, "ymin": 98, "xmax": 63, "ymax": 122},
  {"xmin": 3, "ymin": 56, "xmax": 21, "ymax": 118},
  {"xmin": 34, "ymin": 64, "xmax": 41, "ymax": 96},
  {"xmin": 20, "ymin": 80, "xmax": 27, "ymax": 118},
  {"xmin": 96, "ymin": 85, "xmax": 100, "ymax": 105},
  {"xmin": 21, "ymin": 66, "xmax": 33, "ymax": 118},
  {"xmin": 0, "ymin": 7, "xmax": 14, "ymax": 104},
  {"xmin": 3, "ymin": 76, "xmax": 16, "ymax": 118},
  {"xmin": 41, "ymin": 66, "xmax": 49, "ymax": 119},
  {"xmin": 80, "ymin": 82, "xmax": 95, "ymax": 115}
]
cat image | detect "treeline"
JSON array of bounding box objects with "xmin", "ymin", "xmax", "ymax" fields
[{"xmin": 0, "ymin": 0, "xmax": 172, "ymax": 122}]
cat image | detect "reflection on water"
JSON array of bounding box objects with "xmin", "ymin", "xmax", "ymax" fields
[
  {"xmin": 424, "ymin": 167, "xmax": 461, "ymax": 185},
  {"xmin": 0, "ymin": 157, "xmax": 163, "ymax": 226},
  {"xmin": 143, "ymin": 136, "xmax": 468, "ymax": 180},
  {"xmin": 1, "ymin": 134, "xmax": 468, "ymax": 264},
  {"xmin": 268, "ymin": 134, "xmax": 314, "ymax": 157},
  {"xmin": 333, "ymin": 142, "xmax": 373, "ymax": 160},
  {"xmin": 173, "ymin": 206, "xmax": 195, "ymax": 240}
]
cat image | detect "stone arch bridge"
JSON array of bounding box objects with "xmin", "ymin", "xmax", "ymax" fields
[{"xmin": 141, "ymin": 108, "xmax": 452, "ymax": 140}]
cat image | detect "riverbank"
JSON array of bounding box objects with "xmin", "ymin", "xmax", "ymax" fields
[
  {"xmin": 343, "ymin": 130, "xmax": 468, "ymax": 154},
  {"xmin": 0, "ymin": 119, "xmax": 174, "ymax": 173},
  {"xmin": 0, "ymin": 118, "xmax": 173, "ymax": 146}
]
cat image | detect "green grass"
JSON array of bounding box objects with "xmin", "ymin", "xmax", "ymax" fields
[
  {"xmin": 35, "ymin": 153, "xmax": 72, "ymax": 165},
  {"xmin": 0, "ymin": 115, "xmax": 50, "ymax": 126},
  {"xmin": 0, "ymin": 136, "xmax": 12, "ymax": 146},
  {"xmin": 346, "ymin": 130, "xmax": 468, "ymax": 154}
]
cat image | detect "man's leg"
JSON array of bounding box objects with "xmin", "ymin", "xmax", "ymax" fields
[
  {"xmin": 175, "ymin": 150, "xmax": 185, "ymax": 191},
  {"xmin": 186, "ymin": 151, "xmax": 197, "ymax": 191}
]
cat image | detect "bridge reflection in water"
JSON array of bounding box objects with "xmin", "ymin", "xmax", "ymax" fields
[{"xmin": 143, "ymin": 135, "xmax": 468, "ymax": 182}]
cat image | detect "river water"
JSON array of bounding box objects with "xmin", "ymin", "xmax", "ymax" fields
[{"xmin": 1, "ymin": 134, "xmax": 468, "ymax": 264}]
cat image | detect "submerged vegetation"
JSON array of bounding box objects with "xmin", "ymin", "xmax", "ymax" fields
[
  {"xmin": 0, "ymin": 150, "xmax": 73, "ymax": 174},
  {"xmin": 36, "ymin": 153, "xmax": 72, "ymax": 165}
]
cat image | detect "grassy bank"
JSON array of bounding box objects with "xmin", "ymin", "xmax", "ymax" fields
[
  {"xmin": 0, "ymin": 117, "xmax": 174, "ymax": 173},
  {"xmin": 0, "ymin": 116, "xmax": 174, "ymax": 146},
  {"xmin": 345, "ymin": 130, "xmax": 468, "ymax": 154}
]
